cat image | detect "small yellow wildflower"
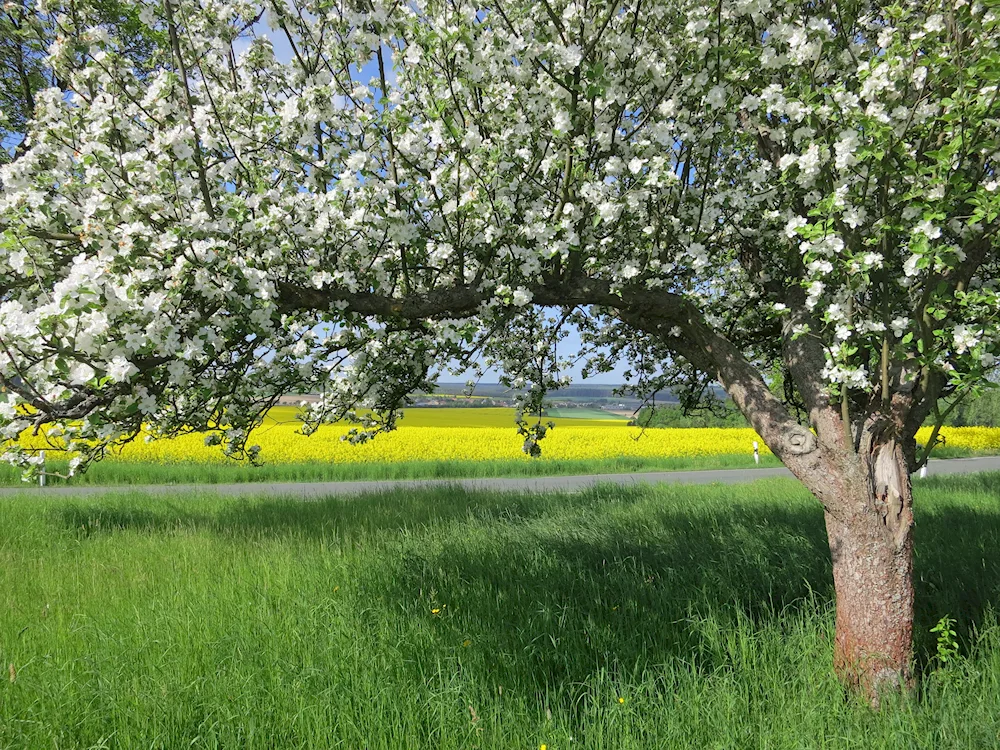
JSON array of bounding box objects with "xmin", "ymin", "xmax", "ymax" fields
[
  {"xmin": 463, "ymin": 639, "xmax": 472, "ymax": 647},
  {"xmin": 618, "ymin": 697, "xmax": 625, "ymax": 704},
  {"xmin": 431, "ymin": 608, "xmax": 441, "ymax": 615}
]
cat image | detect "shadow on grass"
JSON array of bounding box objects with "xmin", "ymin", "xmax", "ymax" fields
[
  {"xmin": 370, "ymin": 496, "xmax": 837, "ymax": 689},
  {"xmin": 52, "ymin": 478, "xmax": 1000, "ymax": 684},
  {"xmin": 380, "ymin": 499, "xmax": 1000, "ymax": 688}
]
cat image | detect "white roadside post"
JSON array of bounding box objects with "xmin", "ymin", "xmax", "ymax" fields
[
  {"xmin": 39, "ymin": 450, "xmax": 46, "ymax": 487},
  {"xmin": 919, "ymin": 465, "xmax": 928, "ymax": 479},
  {"xmin": 752, "ymin": 441, "xmax": 760, "ymax": 466}
]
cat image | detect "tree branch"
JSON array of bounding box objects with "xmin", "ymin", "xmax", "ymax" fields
[{"xmin": 278, "ymin": 275, "xmax": 826, "ymax": 487}]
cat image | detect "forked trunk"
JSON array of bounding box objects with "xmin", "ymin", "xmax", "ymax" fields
[{"xmin": 822, "ymin": 433, "xmax": 915, "ymax": 703}]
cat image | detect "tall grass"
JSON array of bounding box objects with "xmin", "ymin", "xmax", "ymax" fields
[{"xmin": 1, "ymin": 475, "xmax": 999, "ymax": 748}]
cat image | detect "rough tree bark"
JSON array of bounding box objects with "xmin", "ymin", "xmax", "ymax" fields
[
  {"xmin": 718, "ymin": 405, "xmax": 917, "ymax": 703},
  {"xmin": 727, "ymin": 398, "xmax": 916, "ymax": 703},
  {"xmin": 823, "ymin": 428, "xmax": 915, "ymax": 700}
]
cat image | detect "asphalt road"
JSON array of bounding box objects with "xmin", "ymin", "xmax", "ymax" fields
[{"xmin": 2, "ymin": 456, "xmax": 999, "ymax": 498}]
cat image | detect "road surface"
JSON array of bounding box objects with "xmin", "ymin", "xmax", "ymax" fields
[{"xmin": 1, "ymin": 456, "xmax": 998, "ymax": 498}]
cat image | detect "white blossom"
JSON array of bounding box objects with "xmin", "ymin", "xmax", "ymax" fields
[
  {"xmin": 784, "ymin": 216, "xmax": 807, "ymax": 238},
  {"xmin": 106, "ymin": 357, "xmax": 138, "ymax": 383},
  {"xmin": 621, "ymin": 264, "xmax": 640, "ymax": 279},
  {"xmin": 913, "ymin": 219, "xmax": 942, "ymax": 239},
  {"xmin": 512, "ymin": 288, "xmax": 533, "ymax": 306},
  {"xmin": 597, "ymin": 201, "xmax": 622, "ymax": 223},
  {"xmin": 0, "ymin": 0, "xmax": 994, "ymax": 491},
  {"xmin": 953, "ymin": 325, "xmax": 981, "ymax": 354},
  {"xmin": 69, "ymin": 362, "xmax": 96, "ymax": 385}
]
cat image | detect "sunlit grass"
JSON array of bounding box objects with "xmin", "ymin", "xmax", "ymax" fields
[{"xmin": 0, "ymin": 452, "xmax": 786, "ymax": 487}]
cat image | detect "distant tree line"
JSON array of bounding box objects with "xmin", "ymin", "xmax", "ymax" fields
[
  {"xmin": 631, "ymin": 404, "xmax": 749, "ymax": 429},
  {"xmin": 938, "ymin": 390, "xmax": 1000, "ymax": 428}
]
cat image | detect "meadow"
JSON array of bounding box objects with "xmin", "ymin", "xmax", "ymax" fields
[
  {"xmin": 2, "ymin": 475, "xmax": 999, "ymax": 748},
  {"xmin": 5, "ymin": 407, "xmax": 999, "ymax": 487}
]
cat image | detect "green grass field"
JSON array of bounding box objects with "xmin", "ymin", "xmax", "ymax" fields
[
  {"xmin": 0, "ymin": 453, "xmax": 785, "ymax": 487},
  {"xmin": 542, "ymin": 407, "xmax": 630, "ymax": 420},
  {"xmin": 2, "ymin": 476, "xmax": 999, "ymax": 748}
]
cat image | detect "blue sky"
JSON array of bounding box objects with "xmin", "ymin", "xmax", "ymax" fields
[{"xmin": 442, "ymin": 323, "xmax": 632, "ymax": 385}]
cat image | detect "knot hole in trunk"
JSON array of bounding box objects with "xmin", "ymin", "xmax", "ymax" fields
[{"xmin": 783, "ymin": 425, "xmax": 817, "ymax": 455}]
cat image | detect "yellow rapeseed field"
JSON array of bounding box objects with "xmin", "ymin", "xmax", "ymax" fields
[
  {"xmin": 921, "ymin": 425, "xmax": 1000, "ymax": 454},
  {"xmin": 28, "ymin": 425, "xmax": 1000, "ymax": 465},
  {"xmin": 112, "ymin": 425, "xmax": 770, "ymax": 464},
  {"xmin": 11, "ymin": 408, "xmax": 1000, "ymax": 465}
]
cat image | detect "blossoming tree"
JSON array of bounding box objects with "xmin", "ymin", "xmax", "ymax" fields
[
  {"xmin": 0, "ymin": 0, "xmax": 159, "ymax": 162},
  {"xmin": 1, "ymin": 0, "xmax": 998, "ymax": 700}
]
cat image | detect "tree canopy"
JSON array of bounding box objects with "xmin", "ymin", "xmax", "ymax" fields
[{"xmin": 0, "ymin": 0, "xmax": 997, "ymax": 477}]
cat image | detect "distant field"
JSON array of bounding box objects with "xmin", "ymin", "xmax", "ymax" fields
[
  {"xmin": 264, "ymin": 406, "xmax": 627, "ymax": 428},
  {"xmin": 2, "ymin": 477, "xmax": 999, "ymax": 748},
  {"xmin": 544, "ymin": 407, "xmax": 630, "ymax": 420}
]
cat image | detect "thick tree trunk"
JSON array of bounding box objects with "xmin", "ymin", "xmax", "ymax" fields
[{"xmin": 822, "ymin": 434, "xmax": 915, "ymax": 703}]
